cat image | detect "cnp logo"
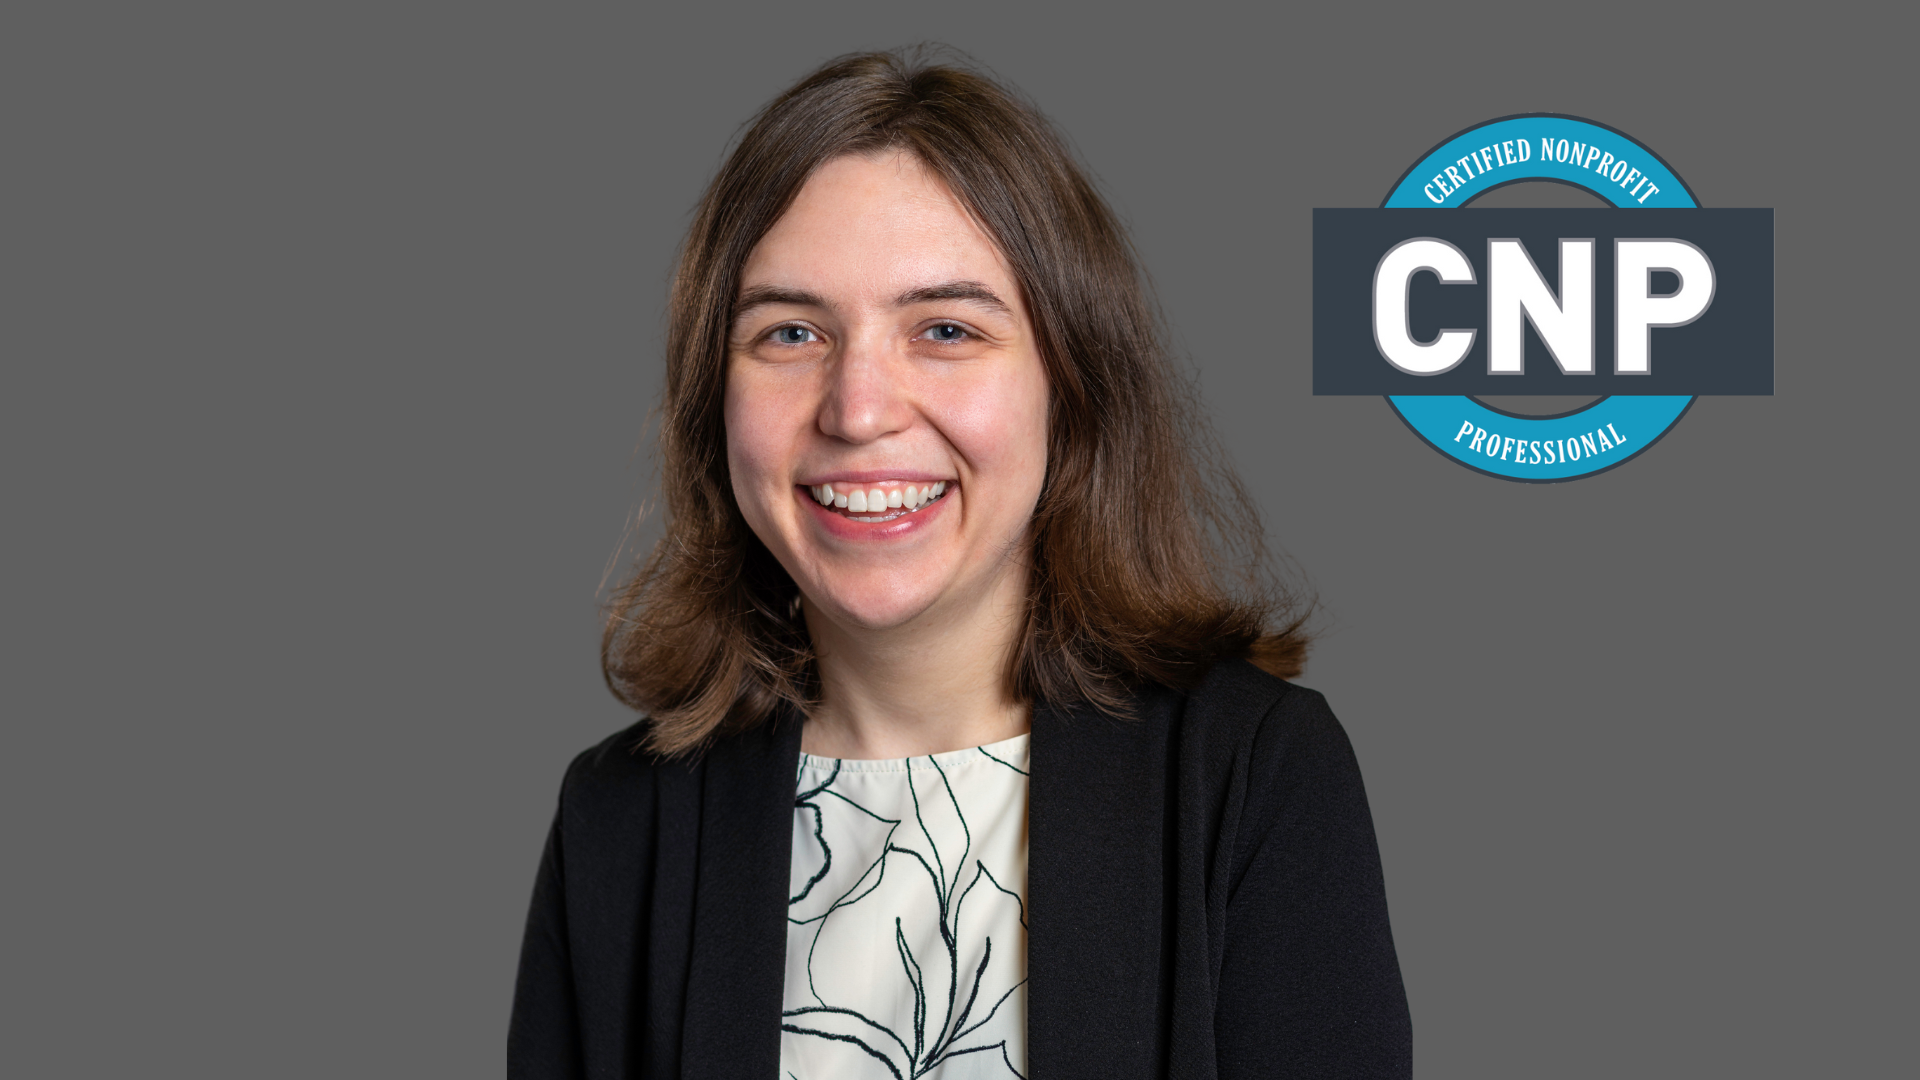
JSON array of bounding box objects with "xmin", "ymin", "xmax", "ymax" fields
[{"xmin": 1313, "ymin": 115, "xmax": 1774, "ymax": 482}]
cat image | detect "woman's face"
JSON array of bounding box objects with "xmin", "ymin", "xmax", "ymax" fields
[{"xmin": 725, "ymin": 151, "xmax": 1049, "ymax": 634}]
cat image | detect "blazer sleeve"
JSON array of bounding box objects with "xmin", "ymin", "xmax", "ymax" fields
[
  {"xmin": 507, "ymin": 787, "xmax": 586, "ymax": 1080},
  {"xmin": 1213, "ymin": 686, "xmax": 1412, "ymax": 1079}
]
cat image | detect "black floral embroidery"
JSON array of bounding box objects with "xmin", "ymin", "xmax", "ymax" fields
[{"xmin": 783, "ymin": 743, "xmax": 1029, "ymax": 1079}]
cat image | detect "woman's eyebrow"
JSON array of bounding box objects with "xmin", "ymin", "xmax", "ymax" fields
[
  {"xmin": 895, "ymin": 280, "xmax": 1011, "ymax": 315},
  {"xmin": 735, "ymin": 284, "xmax": 829, "ymax": 316}
]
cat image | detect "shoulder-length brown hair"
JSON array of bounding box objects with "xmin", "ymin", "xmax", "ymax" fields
[{"xmin": 605, "ymin": 47, "xmax": 1309, "ymax": 756}]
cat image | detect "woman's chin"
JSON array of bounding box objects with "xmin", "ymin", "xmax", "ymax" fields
[{"xmin": 802, "ymin": 582, "xmax": 949, "ymax": 634}]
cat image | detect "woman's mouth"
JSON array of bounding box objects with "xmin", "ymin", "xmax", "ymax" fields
[{"xmin": 803, "ymin": 480, "xmax": 950, "ymax": 523}]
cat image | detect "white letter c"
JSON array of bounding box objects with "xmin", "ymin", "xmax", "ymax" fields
[{"xmin": 1373, "ymin": 238, "xmax": 1478, "ymax": 375}]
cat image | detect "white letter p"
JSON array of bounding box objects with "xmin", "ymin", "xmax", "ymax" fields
[{"xmin": 1615, "ymin": 239, "xmax": 1715, "ymax": 375}]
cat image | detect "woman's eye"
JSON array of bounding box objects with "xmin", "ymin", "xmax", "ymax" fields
[
  {"xmin": 925, "ymin": 323, "xmax": 968, "ymax": 342},
  {"xmin": 770, "ymin": 326, "xmax": 817, "ymax": 345}
]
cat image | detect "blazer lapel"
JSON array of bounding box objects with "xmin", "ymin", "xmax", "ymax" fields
[
  {"xmin": 680, "ymin": 714, "xmax": 806, "ymax": 1080},
  {"xmin": 1029, "ymin": 691, "xmax": 1178, "ymax": 1079}
]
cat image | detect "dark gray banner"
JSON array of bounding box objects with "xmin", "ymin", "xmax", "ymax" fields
[{"xmin": 1313, "ymin": 208, "xmax": 1773, "ymax": 396}]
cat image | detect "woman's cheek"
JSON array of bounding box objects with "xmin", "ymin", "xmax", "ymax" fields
[
  {"xmin": 723, "ymin": 368, "xmax": 797, "ymax": 534},
  {"xmin": 972, "ymin": 361, "xmax": 1050, "ymax": 507},
  {"xmin": 941, "ymin": 362, "xmax": 1046, "ymax": 464}
]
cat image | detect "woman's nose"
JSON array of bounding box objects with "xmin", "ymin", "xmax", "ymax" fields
[{"xmin": 817, "ymin": 336, "xmax": 913, "ymax": 445}]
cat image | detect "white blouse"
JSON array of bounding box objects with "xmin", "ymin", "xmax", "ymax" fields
[{"xmin": 782, "ymin": 733, "xmax": 1030, "ymax": 1079}]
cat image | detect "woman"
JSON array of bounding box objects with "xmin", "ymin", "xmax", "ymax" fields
[{"xmin": 510, "ymin": 49, "xmax": 1411, "ymax": 1079}]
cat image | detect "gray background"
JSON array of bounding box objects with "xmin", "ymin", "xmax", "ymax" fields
[{"xmin": 5, "ymin": 2, "xmax": 1911, "ymax": 1076}]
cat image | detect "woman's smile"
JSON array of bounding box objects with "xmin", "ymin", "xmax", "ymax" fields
[
  {"xmin": 806, "ymin": 478, "xmax": 948, "ymax": 518},
  {"xmin": 803, "ymin": 479, "xmax": 949, "ymax": 520}
]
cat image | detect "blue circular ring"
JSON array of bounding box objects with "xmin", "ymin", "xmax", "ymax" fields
[{"xmin": 1382, "ymin": 114, "xmax": 1699, "ymax": 482}]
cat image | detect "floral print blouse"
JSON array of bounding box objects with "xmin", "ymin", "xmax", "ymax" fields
[{"xmin": 782, "ymin": 733, "xmax": 1030, "ymax": 1079}]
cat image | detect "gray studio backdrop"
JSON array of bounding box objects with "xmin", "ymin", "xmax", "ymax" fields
[{"xmin": 5, "ymin": 3, "xmax": 1911, "ymax": 1077}]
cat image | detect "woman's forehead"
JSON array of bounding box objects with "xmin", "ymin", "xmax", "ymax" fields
[{"xmin": 740, "ymin": 152, "xmax": 1018, "ymax": 309}]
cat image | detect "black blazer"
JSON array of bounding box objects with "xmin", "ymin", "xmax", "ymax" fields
[{"xmin": 509, "ymin": 659, "xmax": 1411, "ymax": 1078}]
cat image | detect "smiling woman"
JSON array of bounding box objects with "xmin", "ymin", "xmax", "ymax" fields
[
  {"xmin": 724, "ymin": 149, "xmax": 1051, "ymax": 762},
  {"xmin": 510, "ymin": 48, "xmax": 1411, "ymax": 1080}
]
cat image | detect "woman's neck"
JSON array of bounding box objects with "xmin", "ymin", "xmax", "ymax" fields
[{"xmin": 799, "ymin": 562, "xmax": 1031, "ymax": 760}]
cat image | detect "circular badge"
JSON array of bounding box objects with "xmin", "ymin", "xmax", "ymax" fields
[{"xmin": 1382, "ymin": 115, "xmax": 1699, "ymax": 481}]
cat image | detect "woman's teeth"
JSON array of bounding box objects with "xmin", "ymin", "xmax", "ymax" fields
[{"xmin": 808, "ymin": 481, "xmax": 948, "ymax": 522}]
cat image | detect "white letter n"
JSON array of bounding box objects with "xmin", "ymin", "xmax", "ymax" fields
[{"xmin": 1487, "ymin": 238, "xmax": 1594, "ymax": 375}]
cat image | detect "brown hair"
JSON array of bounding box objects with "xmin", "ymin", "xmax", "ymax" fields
[{"xmin": 604, "ymin": 47, "xmax": 1309, "ymax": 756}]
